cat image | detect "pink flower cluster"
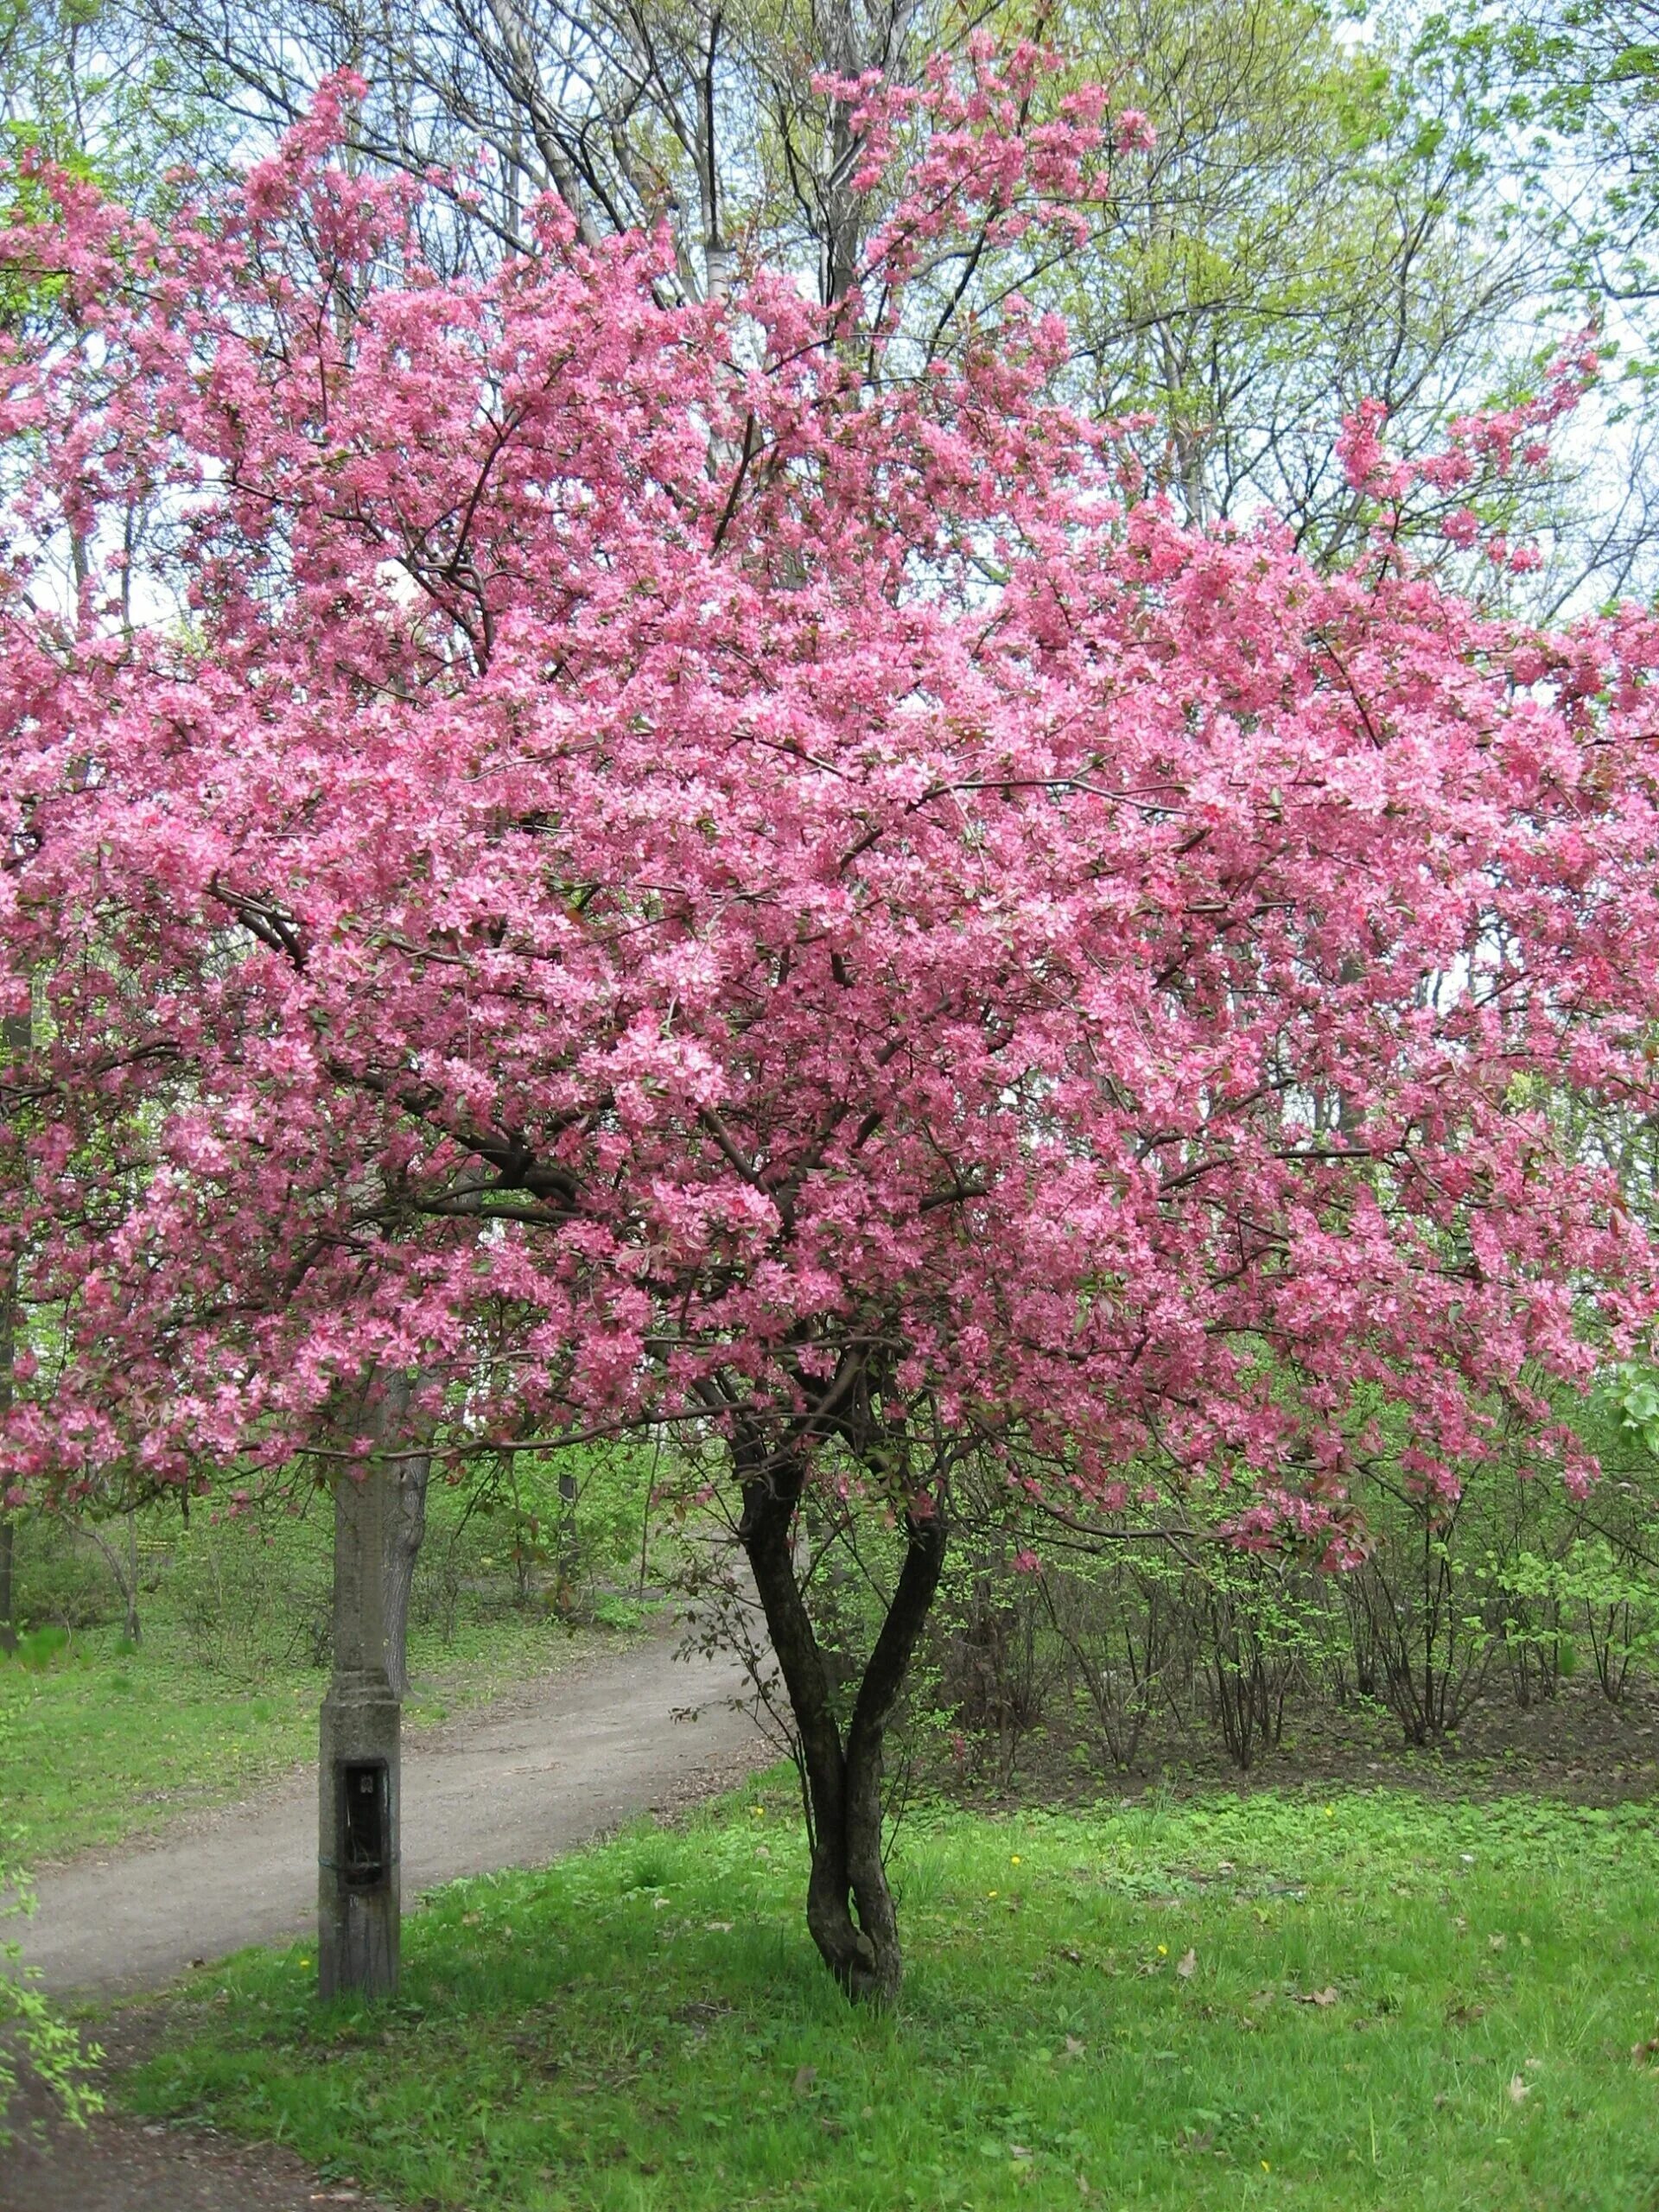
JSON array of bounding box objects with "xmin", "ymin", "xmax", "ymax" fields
[
  {"xmin": 0, "ymin": 76, "xmax": 1656, "ymax": 1558},
  {"xmin": 1338, "ymin": 334, "xmax": 1599, "ymax": 569}
]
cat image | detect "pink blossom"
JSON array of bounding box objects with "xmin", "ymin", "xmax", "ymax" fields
[{"xmin": 0, "ymin": 72, "xmax": 1651, "ymax": 1592}]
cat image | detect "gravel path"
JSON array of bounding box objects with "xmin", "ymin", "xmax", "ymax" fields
[{"xmin": 2, "ymin": 1623, "xmax": 769, "ymax": 2209}]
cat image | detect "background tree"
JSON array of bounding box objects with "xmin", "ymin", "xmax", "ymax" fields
[
  {"xmin": 100, "ymin": 0, "xmax": 950, "ymax": 289},
  {"xmin": 80, "ymin": 0, "xmax": 1570, "ymax": 565},
  {"xmin": 0, "ymin": 0, "xmax": 227, "ymax": 202},
  {"xmin": 1416, "ymin": 0, "xmax": 1659, "ymax": 605},
  {"xmin": 1039, "ymin": 0, "xmax": 1537, "ymax": 564}
]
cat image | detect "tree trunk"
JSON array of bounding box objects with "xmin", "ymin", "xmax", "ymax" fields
[
  {"xmin": 384, "ymin": 1445, "xmax": 429, "ymax": 1699},
  {"xmin": 123, "ymin": 1508, "xmax": 141, "ymax": 1646},
  {"xmin": 737, "ymin": 1448, "xmax": 945, "ymax": 2005},
  {"xmin": 348, "ymin": 1367, "xmax": 432, "ymax": 1700},
  {"xmin": 319, "ymin": 1439, "xmax": 400, "ymax": 2000},
  {"xmin": 0, "ymin": 1277, "xmax": 13, "ymax": 1653},
  {"xmin": 0, "ymin": 1515, "xmax": 15, "ymax": 1655}
]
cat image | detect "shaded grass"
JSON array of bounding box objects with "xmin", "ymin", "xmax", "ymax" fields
[
  {"xmin": 126, "ymin": 1774, "xmax": 1659, "ymax": 2209},
  {"xmin": 0, "ymin": 1610, "xmax": 650, "ymax": 1864}
]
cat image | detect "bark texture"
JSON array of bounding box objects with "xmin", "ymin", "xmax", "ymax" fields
[
  {"xmin": 383, "ymin": 1446, "xmax": 430, "ymax": 1699},
  {"xmin": 364, "ymin": 1368, "xmax": 432, "ymax": 1698},
  {"xmin": 738, "ymin": 1448, "xmax": 945, "ymax": 2004}
]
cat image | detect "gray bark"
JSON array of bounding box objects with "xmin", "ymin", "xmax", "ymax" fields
[
  {"xmin": 383, "ymin": 1439, "xmax": 430, "ymax": 1699},
  {"xmin": 319, "ymin": 1433, "xmax": 400, "ymax": 1999}
]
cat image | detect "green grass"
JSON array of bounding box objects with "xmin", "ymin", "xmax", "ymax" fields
[
  {"xmin": 0, "ymin": 1608, "xmax": 652, "ymax": 1864},
  {"xmin": 124, "ymin": 1776, "xmax": 1659, "ymax": 2210}
]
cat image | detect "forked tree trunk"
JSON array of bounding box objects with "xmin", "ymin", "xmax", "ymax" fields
[
  {"xmin": 0, "ymin": 1320, "xmax": 13, "ymax": 1654},
  {"xmin": 2, "ymin": 1005, "xmax": 29, "ymax": 1654},
  {"xmin": 737, "ymin": 1448, "xmax": 946, "ymax": 2004},
  {"xmin": 122, "ymin": 1509, "xmax": 141, "ymax": 1646}
]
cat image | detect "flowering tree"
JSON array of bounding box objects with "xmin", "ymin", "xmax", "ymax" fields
[{"xmin": 3, "ymin": 57, "xmax": 1659, "ymax": 1999}]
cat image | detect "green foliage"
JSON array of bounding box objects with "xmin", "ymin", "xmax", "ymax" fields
[
  {"xmin": 0, "ymin": 1845, "xmax": 101, "ymax": 2143},
  {"xmin": 4, "ymin": 1622, "xmax": 68, "ymax": 1670},
  {"xmin": 127, "ymin": 1779, "xmax": 1659, "ymax": 2209},
  {"xmin": 919, "ymin": 1370, "xmax": 1659, "ymax": 1785},
  {"xmin": 3, "ymin": 1440, "xmax": 657, "ymax": 1664},
  {"xmin": 450, "ymin": 1445, "xmax": 656, "ymax": 1624},
  {"xmin": 1497, "ymin": 1538, "xmax": 1659, "ymax": 1700},
  {"xmin": 1028, "ymin": 0, "xmax": 1527, "ymax": 565},
  {"xmin": 0, "ymin": 0, "xmax": 229, "ymax": 209},
  {"xmin": 0, "ymin": 1672, "xmax": 100, "ymax": 2143},
  {"xmin": 1615, "ymin": 1363, "xmax": 1659, "ymax": 1459}
]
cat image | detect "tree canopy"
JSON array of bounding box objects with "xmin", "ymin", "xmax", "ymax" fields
[{"xmin": 4, "ymin": 53, "xmax": 1659, "ymax": 1993}]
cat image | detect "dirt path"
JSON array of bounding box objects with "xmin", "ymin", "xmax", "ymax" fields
[
  {"xmin": 16, "ymin": 1623, "xmax": 765, "ymax": 1998},
  {"xmin": 3, "ymin": 1623, "xmax": 769, "ymax": 2209}
]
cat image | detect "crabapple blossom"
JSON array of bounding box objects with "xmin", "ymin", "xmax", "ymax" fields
[{"xmin": 3, "ymin": 60, "xmax": 1658, "ymax": 1993}]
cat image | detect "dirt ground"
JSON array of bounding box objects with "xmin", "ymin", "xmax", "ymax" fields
[
  {"xmin": 2, "ymin": 1622, "xmax": 770, "ymax": 2211},
  {"xmin": 3, "ymin": 2008, "xmax": 400, "ymax": 2212}
]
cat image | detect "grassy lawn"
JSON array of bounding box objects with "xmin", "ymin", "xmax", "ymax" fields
[
  {"xmin": 124, "ymin": 1774, "xmax": 1659, "ymax": 2210},
  {"xmin": 0, "ymin": 1610, "xmax": 649, "ymax": 1865}
]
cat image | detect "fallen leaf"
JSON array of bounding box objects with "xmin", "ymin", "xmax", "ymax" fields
[
  {"xmin": 793, "ymin": 2065, "xmax": 817, "ymax": 2096},
  {"xmin": 705, "ymin": 1920, "xmax": 734, "ymax": 1933},
  {"xmin": 1063, "ymin": 2035, "xmax": 1085, "ymax": 2058},
  {"xmin": 1490, "ymin": 1933, "xmax": 1508, "ymax": 1954},
  {"xmin": 461, "ymin": 1911, "xmax": 480, "ymax": 1927},
  {"xmin": 1508, "ymin": 2074, "xmax": 1530, "ymax": 2106},
  {"xmin": 1176, "ymin": 1948, "xmax": 1197, "ymax": 1980}
]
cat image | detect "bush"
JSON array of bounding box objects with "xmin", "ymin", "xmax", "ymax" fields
[{"xmin": 897, "ymin": 1382, "xmax": 1659, "ymax": 1788}]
